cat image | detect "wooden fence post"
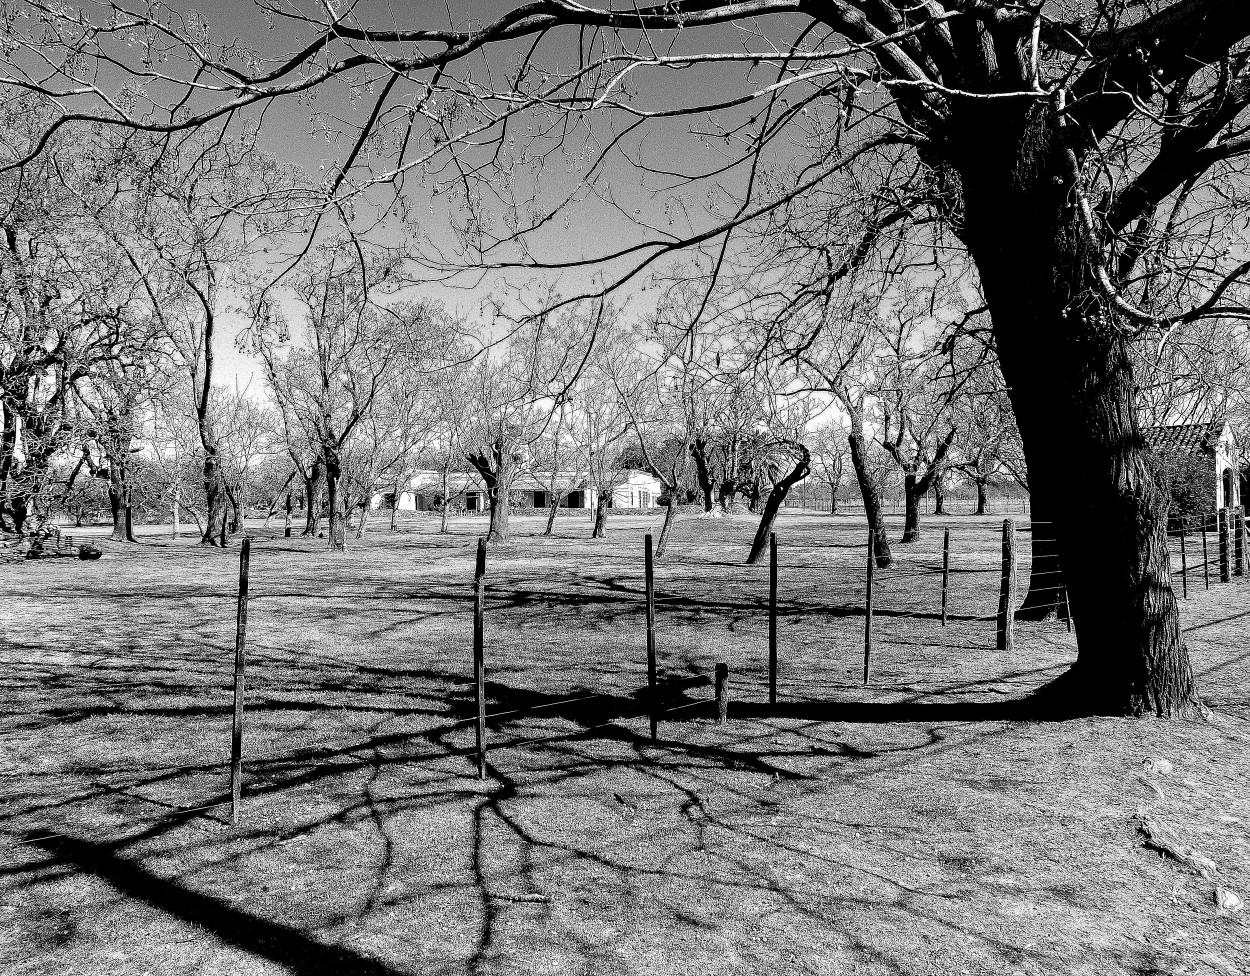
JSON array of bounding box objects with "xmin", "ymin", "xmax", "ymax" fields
[
  {"xmin": 863, "ymin": 531, "xmax": 874, "ymax": 685},
  {"xmin": 473, "ymin": 537, "xmax": 487, "ymax": 780},
  {"xmin": 1179, "ymin": 517, "xmax": 1188, "ymax": 599},
  {"xmin": 769, "ymin": 532, "xmax": 778, "ymax": 708},
  {"xmin": 1219, "ymin": 509, "xmax": 1231, "ymax": 583},
  {"xmin": 645, "ymin": 533, "xmax": 658, "ymax": 741},
  {"xmin": 1235, "ymin": 506, "xmax": 1246, "ymax": 577},
  {"xmin": 715, "ymin": 663, "xmax": 729, "ymax": 724},
  {"xmin": 940, "ymin": 527, "xmax": 950, "ymax": 627},
  {"xmin": 1202, "ymin": 518, "xmax": 1211, "ymax": 589},
  {"xmin": 996, "ymin": 519, "xmax": 1016, "ymax": 653},
  {"xmin": 230, "ymin": 537, "xmax": 250, "ymax": 826}
]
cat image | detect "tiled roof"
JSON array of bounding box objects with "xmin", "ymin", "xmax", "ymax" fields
[{"xmin": 1141, "ymin": 419, "xmax": 1227, "ymax": 457}]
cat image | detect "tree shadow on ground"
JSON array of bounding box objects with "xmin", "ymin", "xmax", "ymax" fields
[{"xmin": 25, "ymin": 833, "xmax": 404, "ymax": 975}]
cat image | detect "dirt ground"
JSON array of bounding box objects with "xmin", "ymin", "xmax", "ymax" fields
[{"xmin": 2, "ymin": 510, "xmax": 1248, "ymax": 975}]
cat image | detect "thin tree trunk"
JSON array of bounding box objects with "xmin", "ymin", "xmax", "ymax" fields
[
  {"xmin": 747, "ymin": 447, "xmax": 810, "ymax": 564},
  {"xmin": 440, "ymin": 467, "xmax": 451, "ymax": 534},
  {"xmin": 901, "ymin": 472, "xmax": 921, "ymax": 543},
  {"xmin": 847, "ymin": 431, "xmax": 892, "ymax": 568},
  {"xmin": 326, "ymin": 458, "xmax": 346, "ymax": 551},
  {"xmin": 356, "ymin": 503, "xmax": 370, "ymax": 539},
  {"xmin": 544, "ymin": 490, "xmax": 562, "ymax": 535},
  {"xmin": 691, "ymin": 439, "xmax": 715, "ymax": 513},
  {"xmin": 654, "ymin": 497, "xmax": 679, "ymax": 557},
  {"xmin": 108, "ymin": 465, "xmax": 127, "ymax": 542},
  {"xmin": 303, "ymin": 461, "xmax": 323, "ymax": 536},
  {"xmin": 171, "ymin": 486, "xmax": 181, "ymax": 539},
  {"xmin": 201, "ymin": 450, "xmax": 228, "ymax": 546},
  {"xmin": 591, "ymin": 491, "xmax": 609, "ymax": 538}
]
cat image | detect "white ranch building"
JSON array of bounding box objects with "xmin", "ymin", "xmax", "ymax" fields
[
  {"xmin": 373, "ymin": 468, "xmax": 664, "ymax": 512},
  {"xmin": 1142, "ymin": 418, "xmax": 1241, "ymax": 510}
]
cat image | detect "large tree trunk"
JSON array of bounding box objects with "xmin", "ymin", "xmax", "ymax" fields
[
  {"xmin": 975, "ymin": 479, "xmax": 988, "ymax": 516},
  {"xmin": 747, "ymin": 446, "xmax": 810, "ymax": 564},
  {"xmin": 847, "ymin": 431, "xmax": 892, "ymax": 568},
  {"xmin": 934, "ymin": 480, "xmax": 946, "ymax": 516},
  {"xmin": 956, "ymin": 100, "xmax": 1196, "ymax": 716}
]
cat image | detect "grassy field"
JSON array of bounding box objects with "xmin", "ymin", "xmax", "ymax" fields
[{"xmin": 2, "ymin": 510, "xmax": 1248, "ymax": 975}]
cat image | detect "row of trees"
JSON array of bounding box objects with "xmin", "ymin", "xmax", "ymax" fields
[{"xmin": 8, "ymin": 0, "xmax": 1250, "ymax": 715}]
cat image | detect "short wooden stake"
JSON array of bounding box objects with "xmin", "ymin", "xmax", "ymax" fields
[
  {"xmin": 768, "ymin": 532, "xmax": 778, "ymax": 707},
  {"xmin": 645, "ymin": 533, "xmax": 658, "ymax": 741},
  {"xmin": 1203, "ymin": 522, "xmax": 1211, "ymax": 590},
  {"xmin": 715, "ymin": 662, "xmax": 729, "ymax": 724},
  {"xmin": 230, "ymin": 537, "xmax": 250, "ymax": 825},
  {"xmin": 1179, "ymin": 518, "xmax": 1189, "ymax": 599},
  {"xmin": 940, "ymin": 527, "xmax": 950, "ymax": 626},
  {"xmin": 1219, "ymin": 508, "xmax": 1231, "ymax": 583},
  {"xmin": 473, "ymin": 537, "xmax": 487, "ymax": 779},
  {"xmin": 863, "ymin": 531, "xmax": 874, "ymax": 685},
  {"xmin": 996, "ymin": 519, "xmax": 1016, "ymax": 653}
]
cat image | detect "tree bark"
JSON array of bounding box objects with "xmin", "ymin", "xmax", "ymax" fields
[
  {"xmin": 976, "ymin": 479, "xmax": 988, "ymax": 516},
  {"xmin": 691, "ymin": 439, "xmax": 715, "ymax": 513},
  {"xmin": 467, "ymin": 441, "xmax": 516, "ymax": 544},
  {"xmin": 325, "ymin": 447, "xmax": 346, "ymax": 551},
  {"xmin": 544, "ymin": 491, "xmax": 561, "ymax": 535},
  {"xmin": 828, "ymin": 484, "xmax": 838, "ymax": 514},
  {"xmin": 201, "ymin": 449, "xmax": 228, "ymax": 546},
  {"xmin": 108, "ymin": 464, "xmax": 128, "ymax": 542},
  {"xmin": 955, "ymin": 100, "xmax": 1197, "ymax": 716},
  {"xmin": 934, "ymin": 480, "xmax": 946, "ymax": 516},
  {"xmin": 901, "ymin": 472, "xmax": 921, "ymax": 543},
  {"xmin": 847, "ymin": 431, "xmax": 892, "ymax": 568},
  {"xmin": 302, "ymin": 460, "xmax": 323, "ymax": 536},
  {"xmin": 591, "ymin": 490, "xmax": 609, "ymax": 538},
  {"xmin": 440, "ymin": 466, "xmax": 452, "ymax": 534}
]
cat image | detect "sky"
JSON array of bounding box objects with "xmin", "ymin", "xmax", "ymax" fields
[{"xmin": 166, "ymin": 1, "xmax": 816, "ymax": 389}]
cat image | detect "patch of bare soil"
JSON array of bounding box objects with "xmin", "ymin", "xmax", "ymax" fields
[{"xmin": 1, "ymin": 511, "xmax": 1247, "ymax": 975}]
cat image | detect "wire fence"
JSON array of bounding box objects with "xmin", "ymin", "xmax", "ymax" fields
[{"xmin": 9, "ymin": 506, "xmax": 1247, "ymax": 847}]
